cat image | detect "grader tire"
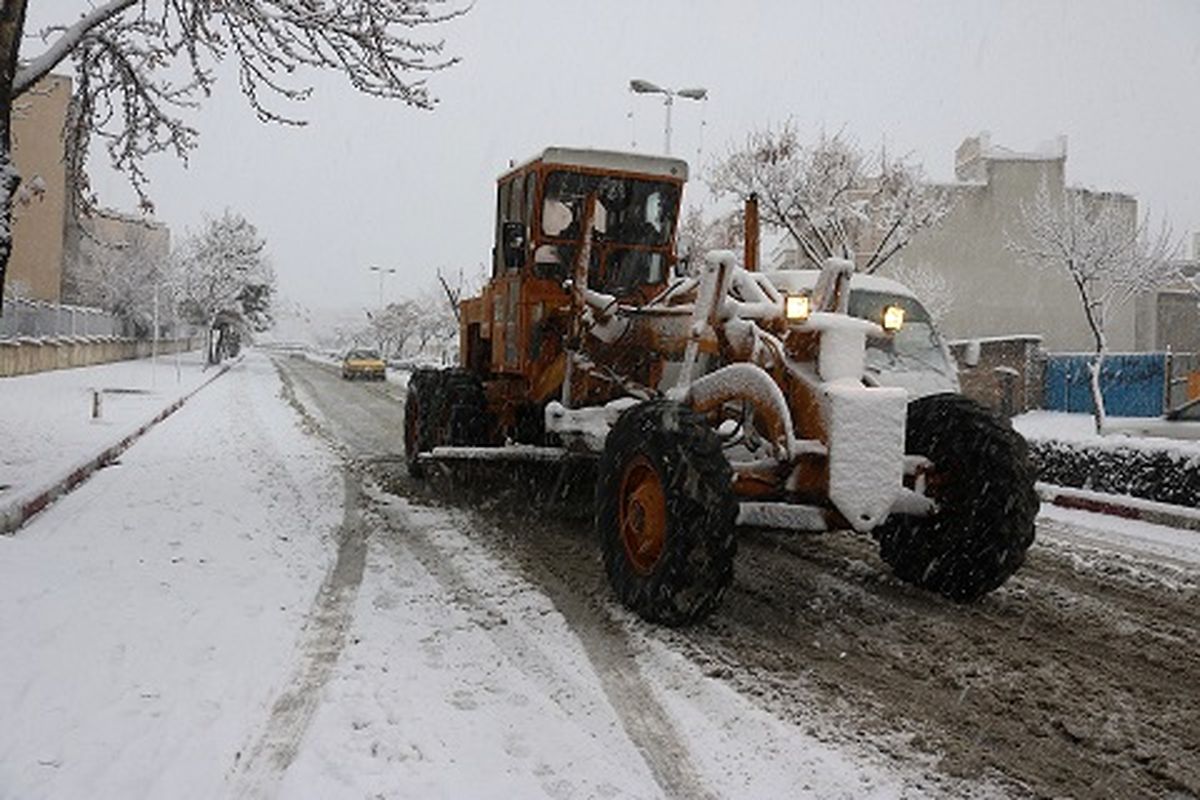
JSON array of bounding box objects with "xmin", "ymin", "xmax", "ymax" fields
[
  {"xmin": 403, "ymin": 369, "xmax": 444, "ymax": 477},
  {"xmin": 597, "ymin": 400, "xmax": 737, "ymax": 626},
  {"xmin": 876, "ymin": 393, "xmax": 1038, "ymax": 602},
  {"xmin": 443, "ymin": 370, "xmax": 489, "ymax": 446}
]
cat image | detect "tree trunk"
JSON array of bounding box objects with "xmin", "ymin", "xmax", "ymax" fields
[
  {"xmin": 1088, "ymin": 349, "xmax": 1107, "ymax": 435},
  {"xmin": 206, "ymin": 318, "xmax": 219, "ymax": 365},
  {"xmin": 0, "ymin": 0, "xmax": 30, "ymax": 307}
]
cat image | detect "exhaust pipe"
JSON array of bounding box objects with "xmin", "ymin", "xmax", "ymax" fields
[{"xmin": 744, "ymin": 192, "xmax": 759, "ymax": 271}]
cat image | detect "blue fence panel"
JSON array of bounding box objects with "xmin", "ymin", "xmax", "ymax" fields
[{"xmin": 1043, "ymin": 353, "xmax": 1165, "ymax": 417}]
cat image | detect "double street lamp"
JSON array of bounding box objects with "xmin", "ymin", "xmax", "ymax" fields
[
  {"xmin": 629, "ymin": 79, "xmax": 708, "ymax": 156},
  {"xmin": 368, "ymin": 265, "xmax": 396, "ymax": 312}
]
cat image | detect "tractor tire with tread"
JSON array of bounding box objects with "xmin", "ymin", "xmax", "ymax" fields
[
  {"xmin": 875, "ymin": 392, "xmax": 1038, "ymax": 602},
  {"xmin": 597, "ymin": 400, "xmax": 737, "ymax": 626},
  {"xmin": 443, "ymin": 370, "xmax": 489, "ymax": 446},
  {"xmin": 404, "ymin": 369, "xmax": 444, "ymax": 477}
]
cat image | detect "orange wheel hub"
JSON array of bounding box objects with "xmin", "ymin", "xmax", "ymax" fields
[{"xmin": 619, "ymin": 454, "xmax": 667, "ymax": 575}]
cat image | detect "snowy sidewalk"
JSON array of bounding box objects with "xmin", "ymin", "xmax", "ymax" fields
[
  {"xmin": 0, "ymin": 350, "xmax": 219, "ymax": 533},
  {"xmin": 0, "ymin": 354, "xmax": 344, "ymax": 798}
]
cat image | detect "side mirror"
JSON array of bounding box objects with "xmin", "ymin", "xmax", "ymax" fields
[{"xmin": 502, "ymin": 222, "xmax": 526, "ymax": 270}]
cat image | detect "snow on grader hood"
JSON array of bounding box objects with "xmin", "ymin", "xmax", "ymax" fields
[{"xmin": 404, "ymin": 149, "xmax": 1037, "ymax": 626}]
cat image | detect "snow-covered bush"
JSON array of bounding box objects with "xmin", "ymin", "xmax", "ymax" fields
[{"xmin": 1028, "ymin": 438, "xmax": 1200, "ymax": 507}]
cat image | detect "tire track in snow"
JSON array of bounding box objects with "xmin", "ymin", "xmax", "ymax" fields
[
  {"xmin": 275, "ymin": 356, "xmax": 714, "ymax": 798},
  {"xmin": 376, "ymin": 495, "xmax": 714, "ymax": 800},
  {"xmin": 231, "ymin": 373, "xmax": 369, "ymax": 797}
]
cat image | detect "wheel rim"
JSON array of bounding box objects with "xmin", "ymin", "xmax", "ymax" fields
[{"xmin": 619, "ymin": 454, "xmax": 667, "ymax": 576}]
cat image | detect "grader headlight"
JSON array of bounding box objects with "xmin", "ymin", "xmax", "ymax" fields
[
  {"xmin": 785, "ymin": 293, "xmax": 811, "ymax": 322},
  {"xmin": 881, "ymin": 304, "xmax": 906, "ymax": 332}
]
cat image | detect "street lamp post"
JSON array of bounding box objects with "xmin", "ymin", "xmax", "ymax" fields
[
  {"xmin": 629, "ymin": 79, "xmax": 707, "ymax": 155},
  {"xmin": 368, "ymin": 265, "xmax": 397, "ymax": 312}
]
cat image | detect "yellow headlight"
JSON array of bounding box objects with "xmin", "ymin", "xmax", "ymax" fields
[
  {"xmin": 882, "ymin": 304, "xmax": 905, "ymax": 332},
  {"xmin": 785, "ymin": 294, "xmax": 811, "ymax": 321}
]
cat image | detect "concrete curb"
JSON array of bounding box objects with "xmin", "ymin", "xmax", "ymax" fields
[
  {"xmin": 1037, "ymin": 482, "xmax": 1200, "ymax": 533},
  {"xmin": 0, "ymin": 359, "xmax": 239, "ymax": 536}
]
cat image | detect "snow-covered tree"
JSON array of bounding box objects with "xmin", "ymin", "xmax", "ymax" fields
[
  {"xmin": 0, "ymin": 0, "xmax": 464, "ymax": 304},
  {"xmin": 66, "ymin": 221, "xmax": 174, "ymax": 338},
  {"xmin": 176, "ymin": 209, "xmax": 274, "ymax": 363},
  {"xmin": 708, "ymin": 123, "xmax": 949, "ymax": 273},
  {"xmin": 1008, "ymin": 182, "xmax": 1181, "ymax": 433},
  {"xmin": 366, "ymin": 299, "xmax": 420, "ymax": 359},
  {"xmin": 676, "ymin": 205, "xmax": 744, "ymax": 274}
]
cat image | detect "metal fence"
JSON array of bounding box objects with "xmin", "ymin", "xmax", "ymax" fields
[
  {"xmin": 1043, "ymin": 353, "xmax": 1168, "ymax": 417},
  {"xmin": 0, "ymin": 297, "xmax": 123, "ymax": 340}
]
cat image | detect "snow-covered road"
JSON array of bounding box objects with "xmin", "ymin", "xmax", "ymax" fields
[{"xmin": 2, "ymin": 352, "xmax": 1198, "ymax": 798}]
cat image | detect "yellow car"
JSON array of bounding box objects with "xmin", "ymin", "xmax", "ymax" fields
[{"xmin": 341, "ymin": 348, "xmax": 386, "ymax": 381}]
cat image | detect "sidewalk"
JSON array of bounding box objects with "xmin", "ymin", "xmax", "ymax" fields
[{"xmin": 0, "ymin": 350, "xmax": 224, "ymax": 533}]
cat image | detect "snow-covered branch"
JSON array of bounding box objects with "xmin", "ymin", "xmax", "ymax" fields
[
  {"xmin": 708, "ymin": 123, "xmax": 950, "ymax": 273},
  {"xmin": 13, "ymin": 0, "xmax": 137, "ymax": 96},
  {"xmin": 1, "ymin": 0, "xmax": 466, "ymax": 303}
]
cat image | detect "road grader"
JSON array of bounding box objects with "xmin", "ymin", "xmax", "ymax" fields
[{"xmin": 405, "ymin": 147, "xmax": 1037, "ymax": 625}]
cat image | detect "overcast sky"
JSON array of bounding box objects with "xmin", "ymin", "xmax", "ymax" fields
[{"xmin": 26, "ymin": 1, "xmax": 1200, "ymax": 316}]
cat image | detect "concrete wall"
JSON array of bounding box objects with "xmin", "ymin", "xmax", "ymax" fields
[
  {"xmin": 0, "ymin": 338, "xmax": 196, "ymax": 378},
  {"xmin": 894, "ymin": 144, "xmax": 1139, "ymax": 353},
  {"xmin": 8, "ymin": 74, "xmax": 71, "ymax": 302},
  {"xmin": 948, "ymin": 336, "xmax": 1045, "ymax": 417}
]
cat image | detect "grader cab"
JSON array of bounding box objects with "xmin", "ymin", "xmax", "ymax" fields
[{"xmin": 405, "ymin": 147, "xmax": 1037, "ymax": 625}]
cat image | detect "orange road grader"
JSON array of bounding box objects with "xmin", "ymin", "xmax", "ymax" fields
[{"xmin": 405, "ymin": 147, "xmax": 1037, "ymax": 625}]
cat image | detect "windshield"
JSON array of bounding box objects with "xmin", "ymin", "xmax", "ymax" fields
[
  {"xmin": 347, "ymin": 349, "xmax": 380, "ymax": 360},
  {"xmin": 541, "ymin": 171, "xmax": 679, "ymax": 247},
  {"xmin": 847, "ymin": 290, "xmax": 956, "ymax": 378}
]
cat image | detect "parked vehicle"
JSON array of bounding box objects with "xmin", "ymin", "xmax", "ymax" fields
[{"xmin": 404, "ymin": 146, "xmax": 1038, "ymax": 625}]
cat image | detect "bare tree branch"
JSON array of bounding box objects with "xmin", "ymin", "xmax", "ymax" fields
[{"xmin": 709, "ymin": 122, "xmax": 949, "ymax": 273}]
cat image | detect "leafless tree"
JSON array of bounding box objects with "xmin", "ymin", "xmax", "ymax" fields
[
  {"xmin": 708, "ymin": 122, "xmax": 949, "ymax": 273},
  {"xmin": 1009, "ymin": 182, "xmax": 1181, "ymax": 432},
  {"xmin": 0, "ymin": 0, "xmax": 465, "ymax": 303}
]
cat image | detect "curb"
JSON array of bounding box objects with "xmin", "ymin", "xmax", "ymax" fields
[
  {"xmin": 1036, "ymin": 482, "xmax": 1200, "ymax": 533},
  {"xmin": 0, "ymin": 359, "xmax": 238, "ymax": 536}
]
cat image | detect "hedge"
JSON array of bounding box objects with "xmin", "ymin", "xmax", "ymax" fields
[{"xmin": 1027, "ymin": 438, "xmax": 1200, "ymax": 508}]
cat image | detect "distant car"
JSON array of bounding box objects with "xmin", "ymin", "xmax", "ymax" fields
[
  {"xmin": 341, "ymin": 349, "xmax": 386, "ymax": 381},
  {"xmin": 1103, "ymin": 397, "xmax": 1200, "ymax": 441}
]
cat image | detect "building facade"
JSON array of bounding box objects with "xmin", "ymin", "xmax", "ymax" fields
[
  {"xmin": 885, "ymin": 133, "xmax": 1139, "ymax": 353},
  {"xmin": 7, "ymin": 73, "xmax": 72, "ymax": 302},
  {"xmin": 1136, "ymin": 235, "xmax": 1200, "ymax": 353}
]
